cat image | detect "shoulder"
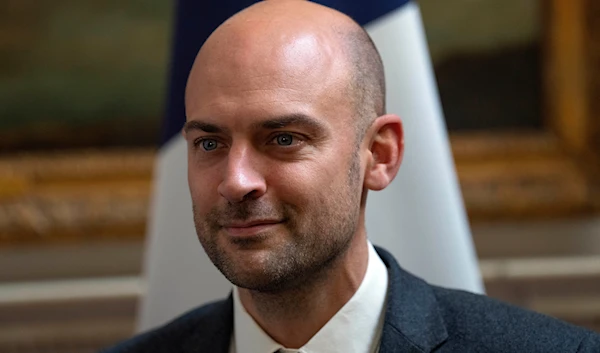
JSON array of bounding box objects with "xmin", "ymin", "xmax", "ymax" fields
[
  {"xmin": 100, "ymin": 297, "xmax": 232, "ymax": 353},
  {"xmin": 431, "ymin": 285, "xmax": 600, "ymax": 352},
  {"xmin": 373, "ymin": 245, "xmax": 600, "ymax": 352}
]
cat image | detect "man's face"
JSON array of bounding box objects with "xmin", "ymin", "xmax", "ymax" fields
[{"xmin": 184, "ymin": 30, "xmax": 365, "ymax": 292}]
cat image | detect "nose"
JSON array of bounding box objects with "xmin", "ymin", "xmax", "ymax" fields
[{"xmin": 217, "ymin": 144, "xmax": 267, "ymax": 203}]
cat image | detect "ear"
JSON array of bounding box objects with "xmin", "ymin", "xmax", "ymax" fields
[{"xmin": 363, "ymin": 114, "xmax": 404, "ymax": 191}]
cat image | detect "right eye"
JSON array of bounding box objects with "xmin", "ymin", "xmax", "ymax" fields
[{"xmin": 195, "ymin": 138, "xmax": 219, "ymax": 151}]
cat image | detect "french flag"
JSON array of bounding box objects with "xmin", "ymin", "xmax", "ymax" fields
[{"xmin": 138, "ymin": 0, "xmax": 484, "ymax": 331}]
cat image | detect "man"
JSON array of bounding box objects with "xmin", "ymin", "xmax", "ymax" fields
[{"xmin": 103, "ymin": 1, "xmax": 600, "ymax": 352}]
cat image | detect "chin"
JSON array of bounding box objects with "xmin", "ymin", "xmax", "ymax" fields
[
  {"xmin": 224, "ymin": 269, "xmax": 280, "ymax": 291},
  {"xmin": 217, "ymin": 251, "xmax": 270, "ymax": 280}
]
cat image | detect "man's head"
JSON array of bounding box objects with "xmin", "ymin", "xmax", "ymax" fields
[{"xmin": 184, "ymin": 0, "xmax": 403, "ymax": 293}]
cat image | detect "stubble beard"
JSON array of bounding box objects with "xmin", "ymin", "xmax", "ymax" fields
[{"xmin": 192, "ymin": 152, "xmax": 363, "ymax": 294}]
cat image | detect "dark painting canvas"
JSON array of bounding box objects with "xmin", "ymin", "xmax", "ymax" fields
[{"xmin": 0, "ymin": 0, "xmax": 173, "ymax": 152}]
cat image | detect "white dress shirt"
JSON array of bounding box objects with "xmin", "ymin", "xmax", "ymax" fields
[{"xmin": 230, "ymin": 240, "xmax": 389, "ymax": 353}]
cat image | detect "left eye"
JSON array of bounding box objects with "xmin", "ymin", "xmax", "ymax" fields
[{"xmin": 274, "ymin": 134, "xmax": 294, "ymax": 146}]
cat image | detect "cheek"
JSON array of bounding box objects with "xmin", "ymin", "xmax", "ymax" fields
[
  {"xmin": 266, "ymin": 156, "xmax": 346, "ymax": 203},
  {"xmin": 188, "ymin": 165, "xmax": 219, "ymax": 209}
]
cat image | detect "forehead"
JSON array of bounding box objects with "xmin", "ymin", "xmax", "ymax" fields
[{"xmin": 185, "ymin": 29, "xmax": 352, "ymax": 126}]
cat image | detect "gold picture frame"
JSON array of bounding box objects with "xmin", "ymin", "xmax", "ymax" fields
[{"xmin": 452, "ymin": 0, "xmax": 600, "ymax": 221}]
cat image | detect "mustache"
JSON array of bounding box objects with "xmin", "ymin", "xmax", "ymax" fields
[{"xmin": 204, "ymin": 200, "xmax": 287, "ymax": 226}]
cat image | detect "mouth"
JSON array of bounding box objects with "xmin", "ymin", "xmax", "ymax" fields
[{"xmin": 222, "ymin": 219, "xmax": 283, "ymax": 238}]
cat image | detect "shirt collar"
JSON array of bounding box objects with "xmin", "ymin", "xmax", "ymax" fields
[
  {"xmin": 233, "ymin": 287, "xmax": 282, "ymax": 353},
  {"xmin": 233, "ymin": 240, "xmax": 389, "ymax": 353}
]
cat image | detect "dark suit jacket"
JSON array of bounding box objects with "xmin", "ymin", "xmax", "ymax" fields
[{"xmin": 103, "ymin": 247, "xmax": 600, "ymax": 352}]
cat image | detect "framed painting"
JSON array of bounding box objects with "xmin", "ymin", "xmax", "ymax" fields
[
  {"xmin": 421, "ymin": 0, "xmax": 600, "ymax": 220},
  {"xmin": 0, "ymin": 0, "xmax": 171, "ymax": 245}
]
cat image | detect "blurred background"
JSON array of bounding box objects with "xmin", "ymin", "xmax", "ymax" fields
[{"xmin": 1, "ymin": 0, "xmax": 599, "ymax": 351}]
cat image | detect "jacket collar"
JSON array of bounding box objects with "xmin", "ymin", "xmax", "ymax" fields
[
  {"xmin": 182, "ymin": 294, "xmax": 234, "ymax": 353},
  {"xmin": 375, "ymin": 246, "xmax": 448, "ymax": 352}
]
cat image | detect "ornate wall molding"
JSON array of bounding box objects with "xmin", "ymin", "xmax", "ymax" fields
[{"xmin": 0, "ymin": 150, "xmax": 153, "ymax": 245}]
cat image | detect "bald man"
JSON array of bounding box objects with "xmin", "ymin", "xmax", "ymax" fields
[{"xmin": 103, "ymin": 1, "xmax": 600, "ymax": 352}]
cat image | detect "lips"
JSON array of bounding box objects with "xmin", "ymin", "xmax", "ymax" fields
[
  {"xmin": 223, "ymin": 219, "xmax": 282, "ymax": 237},
  {"xmin": 224, "ymin": 219, "xmax": 281, "ymax": 228}
]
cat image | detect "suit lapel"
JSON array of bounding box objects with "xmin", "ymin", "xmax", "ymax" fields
[
  {"xmin": 181, "ymin": 294, "xmax": 234, "ymax": 353},
  {"xmin": 375, "ymin": 247, "xmax": 448, "ymax": 353}
]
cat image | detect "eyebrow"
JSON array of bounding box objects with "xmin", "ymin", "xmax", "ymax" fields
[
  {"xmin": 253, "ymin": 114, "xmax": 327, "ymax": 132},
  {"xmin": 183, "ymin": 120, "xmax": 231, "ymax": 135},
  {"xmin": 183, "ymin": 113, "xmax": 327, "ymax": 135}
]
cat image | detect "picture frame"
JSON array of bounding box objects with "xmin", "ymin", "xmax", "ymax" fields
[{"xmin": 451, "ymin": 0, "xmax": 600, "ymax": 220}]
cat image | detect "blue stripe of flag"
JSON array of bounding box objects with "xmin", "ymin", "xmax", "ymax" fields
[{"xmin": 161, "ymin": 0, "xmax": 410, "ymax": 145}]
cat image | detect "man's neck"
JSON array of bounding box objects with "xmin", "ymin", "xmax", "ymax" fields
[{"xmin": 237, "ymin": 233, "xmax": 369, "ymax": 349}]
